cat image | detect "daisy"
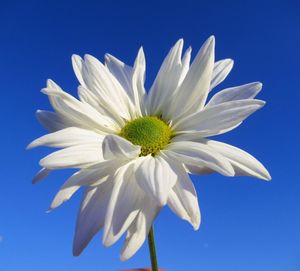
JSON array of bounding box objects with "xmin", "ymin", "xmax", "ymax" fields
[{"xmin": 28, "ymin": 36, "xmax": 271, "ymax": 262}]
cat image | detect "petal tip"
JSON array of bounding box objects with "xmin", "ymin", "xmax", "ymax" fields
[
  {"xmin": 186, "ymin": 46, "xmax": 192, "ymax": 53},
  {"xmin": 32, "ymin": 178, "xmax": 39, "ymax": 185},
  {"xmin": 120, "ymin": 253, "xmax": 128, "ymax": 262},
  {"xmin": 262, "ymin": 171, "xmax": 272, "ymax": 181},
  {"xmin": 26, "ymin": 142, "xmax": 33, "ymax": 150},
  {"xmin": 257, "ymin": 100, "xmax": 266, "ymax": 107},
  {"xmin": 104, "ymin": 53, "xmax": 111, "ymax": 62},
  {"xmin": 46, "ymin": 79, "xmax": 57, "ymax": 88},
  {"xmin": 157, "ymin": 196, "xmax": 168, "ymax": 207},
  {"xmin": 102, "ymin": 238, "xmax": 111, "ymax": 248},
  {"xmin": 72, "ymin": 244, "xmax": 82, "ymax": 257},
  {"xmin": 257, "ymin": 82, "xmax": 263, "ymax": 89},
  {"xmin": 39, "ymin": 159, "xmax": 46, "ymax": 168},
  {"xmin": 138, "ymin": 46, "xmax": 145, "ymax": 55},
  {"xmin": 105, "ymin": 53, "xmax": 120, "ymax": 64},
  {"xmin": 102, "ymin": 230, "xmax": 113, "ymax": 247},
  {"xmin": 208, "ymin": 35, "xmax": 215, "ymax": 45},
  {"xmin": 71, "ymin": 54, "xmax": 80, "ymax": 61},
  {"xmin": 84, "ymin": 54, "xmax": 97, "ymax": 63},
  {"xmin": 176, "ymin": 38, "xmax": 184, "ymax": 45},
  {"xmin": 193, "ymin": 223, "xmax": 200, "ymax": 231}
]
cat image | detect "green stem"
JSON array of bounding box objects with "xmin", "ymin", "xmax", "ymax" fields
[{"xmin": 148, "ymin": 226, "xmax": 159, "ymax": 271}]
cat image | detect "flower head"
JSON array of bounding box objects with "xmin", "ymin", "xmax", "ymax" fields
[{"xmin": 28, "ymin": 36, "xmax": 271, "ymax": 260}]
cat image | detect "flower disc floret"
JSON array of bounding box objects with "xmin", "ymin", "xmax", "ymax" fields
[{"xmin": 119, "ymin": 116, "xmax": 172, "ymax": 156}]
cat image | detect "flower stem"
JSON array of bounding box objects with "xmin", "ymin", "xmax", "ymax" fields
[{"xmin": 148, "ymin": 226, "xmax": 159, "ymax": 271}]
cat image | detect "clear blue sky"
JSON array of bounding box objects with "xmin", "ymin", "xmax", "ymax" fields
[{"xmin": 0, "ymin": 0, "xmax": 299, "ymax": 270}]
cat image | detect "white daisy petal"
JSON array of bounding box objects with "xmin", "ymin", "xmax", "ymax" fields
[
  {"xmin": 184, "ymin": 164, "xmax": 214, "ymax": 175},
  {"xmin": 165, "ymin": 141, "xmax": 234, "ymax": 176},
  {"xmin": 178, "ymin": 46, "xmax": 192, "ymax": 86},
  {"xmin": 207, "ymin": 82, "xmax": 262, "ymax": 107},
  {"xmin": 77, "ymin": 85, "xmax": 126, "ymax": 127},
  {"xmin": 71, "ymin": 54, "xmax": 85, "ymax": 86},
  {"xmin": 103, "ymin": 163, "xmax": 141, "ymax": 247},
  {"xmin": 40, "ymin": 143, "xmax": 102, "ymax": 169},
  {"xmin": 82, "ymin": 54, "xmax": 135, "ymax": 120},
  {"xmin": 120, "ymin": 197, "xmax": 160, "ymax": 261},
  {"xmin": 50, "ymin": 175, "xmax": 109, "ymax": 213},
  {"xmin": 105, "ymin": 48, "xmax": 146, "ymax": 117},
  {"xmin": 173, "ymin": 99, "xmax": 265, "ymax": 136},
  {"xmin": 210, "ymin": 59, "xmax": 234, "ymax": 91},
  {"xmin": 32, "ymin": 168, "xmax": 52, "ymax": 184},
  {"xmin": 73, "ymin": 56, "xmax": 126, "ymax": 127},
  {"xmin": 78, "ymin": 85, "xmax": 104, "ymax": 112},
  {"xmin": 167, "ymin": 161, "xmax": 200, "ymax": 230},
  {"xmin": 102, "ymin": 134, "xmax": 141, "ymax": 160},
  {"xmin": 43, "ymin": 80, "xmax": 118, "ymax": 133},
  {"xmin": 134, "ymin": 155, "xmax": 177, "ymax": 206},
  {"xmin": 72, "ymin": 55, "xmax": 128, "ymax": 125},
  {"xmin": 105, "ymin": 54, "xmax": 134, "ymax": 99},
  {"xmin": 146, "ymin": 39, "xmax": 186, "ymax": 116},
  {"xmin": 49, "ymin": 184, "xmax": 80, "ymax": 211},
  {"xmin": 132, "ymin": 47, "xmax": 146, "ymax": 116},
  {"xmin": 27, "ymin": 127, "xmax": 104, "ymax": 149},
  {"xmin": 205, "ymin": 140, "xmax": 271, "ymax": 180},
  {"xmin": 167, "ymin": 36, "xmax": 215, "ymax": 120},
  {"xmin": 49, "ymin": 158, "xmax": 127, "ymax": 210},
  {"xmin": 73, "ymin": 182, "xmax": 113, "ymax": 256},
  {"xmin": 36, "ymin": 110, "xmax": 67, "ymax": 132}
]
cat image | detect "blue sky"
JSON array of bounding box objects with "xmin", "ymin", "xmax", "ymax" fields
[{"xmin": 0, "ymin": 0, "xmax": 299, "ymax": 270}]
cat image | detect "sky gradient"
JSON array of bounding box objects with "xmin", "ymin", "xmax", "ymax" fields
[{"xmin": 0, "ymin": 0, "xmax": 299, "ymax": 270}]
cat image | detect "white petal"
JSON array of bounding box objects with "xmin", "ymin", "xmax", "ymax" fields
[
  {"xmin": 146, "ymin": 39, "xmax": 186, "ymax": 116},
  {"xmin": 105, "ymin": 48, "xmax": 146, "ymax": 117},
  {"xmin": 72, "ymin": 54, "xmax": 85, "ymax": 86},
  {"xmin": 43, "ymin": 80, "xmax": 118, "ymax": 133},
  {"xmin": 73, "ymin": 182, "xmax": 113, "ymax": 256},
  {"xmin": 167, "ymin": 36, "xmax": 215, "ymax": 120},
  {"xmin": 103, "ymin": 162, "xmax": 141, "ymax": 247},
  {"xmin": 49, "ymin": 184, "xmax": 87, "ymax": 212},
  {"xmin": 173, "ymin": 99, "xmax": 265, "ymax": 136},
  {"xmin": 210, "ymin": 59, "xmax": 234, "ymax": 91},
  {"xmin": 166, "ymin": 160, "xmax": 200, "ymax": 230},
  {"xmin": 36, "ymin": 110, "xmax": 67, "ymax": 132},
  {"xmin": 40, "ymin": 143, "xmax": 102, "ymax": 169},
  {"xmin": 205, "ymin": 140, "xmax": 271, "ymax": 180},
  {"xmin": 178, "ymin": 46, "xmax": 192, "ymax": 86},
  {"xmin": 32, "ymin": 168, "xmax": 51, "ymax": 184},
  {"xmin": 72, "ymin": 55, "xmax": 126, "ymax": 125},
  {"xmin": 49, "ymin": 175, "xmax": 82, "ymax": 211},
  {"xmin": 102, "ymin": 134, "xmax": 141, "ymax": 160},
  {"xmin": 49, "ymin": 159, "xmax": 126, "ymax": 210},
  {"xmin": 207, "ymin": 82, "xmax": 262, "ymax": 107},
  {"xmin": 105, "ymin": 54, "xmax": 134, "ymax": 99},
  {"xmin": 77, "ymin": 85, "xmax": 126, "ymax": 127},
  {"xmin": 27, "ymin": 127, "xmax": 104, "ymax": 149},
  {"xmin": 164, "ymin": 141, "xmax": 234, "ymax": 176},
  {"xmin": 131, "ymin": 47, "xmax": 146, "ymax": 116},
  {"xmin": 77, "ymin": 54, "xmax": 135, "ymax": 120},
  {"xmin": 120, "ymin": 197, "xmax": 160, "ymax": 261},
  {"xmin": 170, "ymin": 132, "xmax": 202, "ymax": 142},
  {"xmin": 134, "ymin": 155, "xmax": 177, "ymax": 206},
  {"xmin": 78, "ymin": 85, "xmax": 106, "ymax": 113},
  {"xmin": 184, "ymin": 164, "xmax": 214, "ymax": 175}
]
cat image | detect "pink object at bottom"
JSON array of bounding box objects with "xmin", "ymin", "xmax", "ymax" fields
[{"xmin": 119, "ymin": 268, "xmax": 165, "ymax": 271}]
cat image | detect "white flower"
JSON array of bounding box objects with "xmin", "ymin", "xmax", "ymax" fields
[{"xmin": 28, "ymin": 36, "xmax": 271, "ymax": 261}]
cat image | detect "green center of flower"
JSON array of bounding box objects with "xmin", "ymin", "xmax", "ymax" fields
[{"xmin": 119, "ymin": 116, "xmax": 172, "ymax": 156}]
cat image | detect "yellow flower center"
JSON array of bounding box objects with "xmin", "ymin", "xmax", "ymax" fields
[{"xmin": 119, "ymin": 116, "xmax": 172, "ymax": 156}]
